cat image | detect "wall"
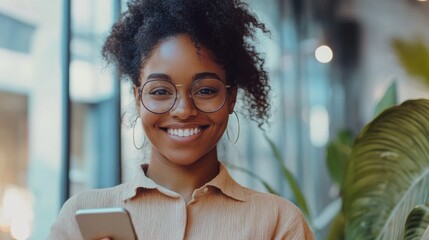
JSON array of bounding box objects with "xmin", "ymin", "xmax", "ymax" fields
[{"xmin": 344, "ymin": 0, "xmax": 429, "ymax": 124}]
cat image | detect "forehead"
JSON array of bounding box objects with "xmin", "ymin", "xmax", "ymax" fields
[{"xmin": 140, "ymin": 34, "xmax": 225, "ymax": 83}]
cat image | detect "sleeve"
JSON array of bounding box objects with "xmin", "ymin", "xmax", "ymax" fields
[
  {"xmin": 46, "ymin": 194, "xmax": 82, "ymax": 240},
  {"xmin": 272, "ymin": 199, "xmax": 315, "ymax": 240}
]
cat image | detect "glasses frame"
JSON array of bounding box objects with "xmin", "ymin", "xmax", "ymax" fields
[{"xmin": 138, "ymin": 78, "xmax": 232, "ymax": 114}]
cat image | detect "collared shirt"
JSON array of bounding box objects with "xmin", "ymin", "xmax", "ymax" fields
[{"xmin": 48, "ymin": 162, "xmax": 314, "ymax": 240}]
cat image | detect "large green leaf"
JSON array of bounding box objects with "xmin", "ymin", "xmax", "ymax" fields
[
  {"xmin": 343, "ymin": 99, "xmax": 429, "ymax": 240},
  {"xmin": 403, "ymin": 204, "xmax": 429, "ymax": 240}
]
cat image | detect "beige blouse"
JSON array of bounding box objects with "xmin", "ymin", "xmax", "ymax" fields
[{"xmin": 48, "ymin": 162, "xmax": 314, "ymax": 240}]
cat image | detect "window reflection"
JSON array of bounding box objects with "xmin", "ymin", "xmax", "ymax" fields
[
  {"xmin": 0, "ymin": 0, "xmax": 118, "ymax": 239},
  {"xmin": 69, "ymin": 0, "xmax": 116, "ymax": 196},
  {"xmin": 0, "ymin": 0, "xmax": 62, "ymax": 239},
  {"xmin": 0, "ymin": 93, "xmax": 30, "ymax": 240}
]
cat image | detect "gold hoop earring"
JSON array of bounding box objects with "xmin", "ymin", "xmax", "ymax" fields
[
  {"xmin": 227, "ymin": 111, "xmax": 240, "ymax": 144},
  {"xmin": 133, "ymin": 116, "xmax": 145, "ymax": 150}
]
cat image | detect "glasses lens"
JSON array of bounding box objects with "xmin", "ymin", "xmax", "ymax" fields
[
  {"xmin": 191, "ymin": 78, "xmax": 227, "ymax": 113},
  {"xmin": 141, "ymin": 80, "xmax": 176, "ymax": 113}
]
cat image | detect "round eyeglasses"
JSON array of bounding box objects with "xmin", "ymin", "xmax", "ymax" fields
[{"xmin": 138, "ymin": 78, "xmax": 232, "ymax": 114}]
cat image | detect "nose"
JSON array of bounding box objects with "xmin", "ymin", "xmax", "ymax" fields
[{"xmin": 169, "ymin": 91, "xmax": 198, "ymax": 119}]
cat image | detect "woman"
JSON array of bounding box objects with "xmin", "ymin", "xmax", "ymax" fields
[{"xmin": 48, "ymin": 0, "xmax": 314, "ymax": 239}]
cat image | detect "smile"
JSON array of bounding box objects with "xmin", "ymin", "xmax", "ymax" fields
[{"xmin": 167, "ymin": 127, "xmax": 202, "ymax": 137}]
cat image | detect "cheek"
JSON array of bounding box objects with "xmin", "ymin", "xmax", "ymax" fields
[
  {"xmin": 213, "ymin": 110, "xmax": 230, "ymax": 132},
  {"xmin": 139, "ymin": 109, "xmax": 159, "ymax": 135}
]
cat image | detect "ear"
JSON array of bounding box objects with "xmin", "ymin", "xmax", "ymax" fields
[{"xmin": 227, "ymin": 86, "xmax": 238, "ymax": 114}]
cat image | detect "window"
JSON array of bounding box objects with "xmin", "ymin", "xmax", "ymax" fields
[{"xmin": 0, "ymin": 0, "xmax": 120, "ymax": 239}]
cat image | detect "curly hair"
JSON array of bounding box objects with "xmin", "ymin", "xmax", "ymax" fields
[{"xmin": 102, "ymin": 0, "xmax": 271, "ymax": 127}]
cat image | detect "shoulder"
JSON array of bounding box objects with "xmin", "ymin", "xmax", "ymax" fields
[
  {"xmin": 238, "ymin": 186, "xmax": 315, "ymax": 239},
  {"xmin": 241, "ymin": 186, "xmax": 301, "ymax": 212},
  {"xmin": 54, "ymin": 182, "xmax": 130, "ymax": 223},
  {"xmin": 218, "ymin": 164, "xmax": 303, "ymax": 215},
  {"xmin": 65, "ymin": 183, "xmax": 129, "ymax": 210},
  {"xmin": 47, "ymin": 184, "xmax": 128, "ymax": 239}
]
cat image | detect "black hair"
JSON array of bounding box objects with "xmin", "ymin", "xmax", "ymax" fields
[{"xmin": 102, "ymin": 0, "xmax": 271, "ymax": 127}]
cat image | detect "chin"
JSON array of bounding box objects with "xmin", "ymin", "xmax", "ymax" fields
[{"xmin": 164, "ymin": 147, "xmax": 217, "ymax": 167}]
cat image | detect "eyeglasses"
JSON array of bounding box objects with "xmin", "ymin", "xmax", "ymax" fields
[{"xmin": 138, "ymin": 78, "xmax": 232, "ymax": 114}]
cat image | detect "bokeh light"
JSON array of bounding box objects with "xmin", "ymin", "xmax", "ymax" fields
[{"xmin": 315, "ymin": 45, "xmax": 333, "ymax": 63}]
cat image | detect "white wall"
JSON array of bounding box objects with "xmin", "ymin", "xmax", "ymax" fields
[{"xmin": 344, "ymin": 0, "xmax": 429, "ymax": 122}]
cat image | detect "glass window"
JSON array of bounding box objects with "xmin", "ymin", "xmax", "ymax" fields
[
  {"xmin": 69, "ymin": 0, "xmax": 118, "ymax": 195},
  {"xmin": 0, "ymin": 0, "xmax": 119, "ymax": 239},
  {"xmin": 0, "ymin": 1, "xmax": 63, "ymax": 239}
]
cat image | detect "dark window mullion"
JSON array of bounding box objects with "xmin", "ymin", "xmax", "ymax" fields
[
  {"xmin": 113, "ymin": 0, "xmax": 122, "ymax": 184},
  {"xmin": 60, "ymin": 0, "xmax": 72, "ymax": 207}
]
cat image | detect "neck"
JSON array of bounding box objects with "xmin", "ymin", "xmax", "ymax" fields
[{"xmin": 146, "ymin": 148, "xmax": 220, "ymax": 202}]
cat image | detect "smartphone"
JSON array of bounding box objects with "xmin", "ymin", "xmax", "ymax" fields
[{"xmin": 75, "ymin": 207, "xmax": 137, "ymax": 240}]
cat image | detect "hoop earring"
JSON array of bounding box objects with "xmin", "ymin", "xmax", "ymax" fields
[
  {"xmin": 227, "ymin": 111, "xmax": 240, "ymax": 144},
  {"xmin": 133, "ymin": 117, "xmax": 146, "ymax": 150}
]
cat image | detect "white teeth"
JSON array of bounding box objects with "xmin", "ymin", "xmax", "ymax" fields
[{"xmin": 167, "ymin": 127, "xmax": 202, "ymax": 137}]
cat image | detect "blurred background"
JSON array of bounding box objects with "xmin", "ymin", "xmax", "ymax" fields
[{"xmin": 0, "ymin": 0, "xmax": 428, "ymax": 239}]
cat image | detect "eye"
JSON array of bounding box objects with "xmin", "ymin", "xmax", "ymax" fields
[
  {"xmin": 149, "ymin": 87, "xmax": 172, "ymax": 95},
  {"xmin": 196, "ymin": 87, "xmax": 218, "ymax": 95},
  {"xmin": 193, "ymin": 87, "xmax": 219, "ymax": 99}
]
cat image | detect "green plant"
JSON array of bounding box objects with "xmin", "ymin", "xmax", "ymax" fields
[
  {"xmin": 227, "ymin": 135, "xmax": 311, "ymax": 219},
  {"xmin": 374, "ymin": 81, "xmax": 398, "ymax": 117},
  {"xmin": 342, "ymin": 99, "xmax": 429, "ymax": 239},
  {"xmin": 326, "ymin": 129, "xmax": 355, "ymax": 188},
  {"xmin": 391, "ymin": 39, "xmax": 429, "ymax": 88},
  {"xmin": 226, "ymin": 164, "xmax": 279, "ymax": 195},
  {"xmin": 227, "ymin": 82, "xmax": 429, "ymax": 240},
  {"xmin": 325, "ymin": 81, "xmax": 397, "ymax": 189},
  {"xmin": 403, "ymin": 204, "xmax": 429, "ymax": 240},
  {"xmin": 264, "ymin": 135, "xmax": 311, "ymax": 218},
  {"xmin": 325, "ymin": 81, "xmax": 398, "ymax": 239}
]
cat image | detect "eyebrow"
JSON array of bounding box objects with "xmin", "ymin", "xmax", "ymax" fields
[
  {"xmin": 146, "ymin": 72, "xmax": 222, "ymax": 82},
  {"xmin": 192, "ymin": 72, "xmax": 222, "ymax": 81},
  {"xmin": 146, "ymin": 73, "xmax": 171, "ymax": 81}
]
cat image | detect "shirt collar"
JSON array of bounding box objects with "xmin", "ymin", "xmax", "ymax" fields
[
  {"xmin": 122, "ymin": 162, "xmax": 247, "ymax": 202},
  {"xmin": 205, "ymin": 162, "xmax": 247, "ymax": 202}
]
